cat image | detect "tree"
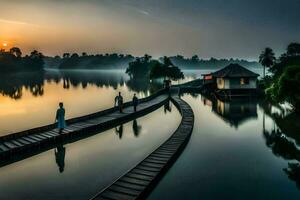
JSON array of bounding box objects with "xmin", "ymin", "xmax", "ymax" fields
[
  {"xmin": 71, "ymin": 53, "xmax": 79, "ymax": 58},
  {"xmin": 143, "ymin": 54, "xmax": 152, "ymax": 63},
  {"xmin": 30, "ymin": 50, "xmax": 44, "ymax": 59},
  {"xmin": 287, "ymin": 43, "xmax": 300, "ymax": 56},
  {"xmin": 149, "ymin": 61, "xmax": 184, "ymax": 81},
  {"xmin": 259, "ymin": 47, "xmax": 276, "ymax": 78},
  {"xmin": 266, "ymin": 65, "xmax": 300, "ymax": 113},
  {"xmin": 9, "ymin": 47, "xmax": 22, "ymax": 58},
  {"xmin": 126, "ymin": 57, "xmax": 151, "ymax": 79},
  {"xmin": 191, "ymin": 55, "xmax": 199, "ymax": 63},
  {"xmin": 163, "ymin": 56, "xmax": 173, "ymax": 67},
  {"xmin": 63, "ymin": 53, "xmax": 70, "ymax": 58}
]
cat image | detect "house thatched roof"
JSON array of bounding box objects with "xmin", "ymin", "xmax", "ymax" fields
[{"xmin": 211, "ymin": 63, "xmax": 259, "ymax": 78}]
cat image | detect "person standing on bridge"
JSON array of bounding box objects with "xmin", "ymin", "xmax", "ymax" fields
[
  {"xmin": 132, "ymin": 93, "xmax": 139, "ymax": 112},
  {"xmin": 55, "ymin": 102, "xmax": 66, "ymax": 133},
  {"xmin": 115, "ymin": 92, "xmax": 124, "ymax": 113}
]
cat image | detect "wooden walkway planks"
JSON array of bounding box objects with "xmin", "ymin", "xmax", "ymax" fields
[
  {"xmin": 0, "ymin": 91, "xmax": 169, "ymax": 161},
  {"xmin": 90, "ymin": 94, "xmax": 194, "ymax": 200}
]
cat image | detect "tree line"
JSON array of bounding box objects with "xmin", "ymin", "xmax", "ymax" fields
[
  {"xmin": 0, "ymin": 47, "xmax": 44, "ymax": 73},
  {"xmin": 165, "ymin": 55, "xmax": 260, "ymax": 69},
  {"xmin": 45, "ymin": 53, "xmax": 135, "ymax": 69},
  {"xmin": 125, "ymin": 54, "xmax": 184, "ymax": 81},
  {"xmin": 259, "ymin": 42, "xmax": 300, "ymax": 113}
]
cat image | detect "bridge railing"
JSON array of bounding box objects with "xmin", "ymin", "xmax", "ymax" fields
[{"xmin": 0, "ymin": 88, "xmax": 167, "ymax": 142}]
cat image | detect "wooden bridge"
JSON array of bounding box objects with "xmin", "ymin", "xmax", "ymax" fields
[
  {"xmin": 0, "ymin": 86, "xmax": 195, "ymax": 200},
  {"xmin": 90, "ymin": 94, "xmax": 194, "ymax": 200},
  {"xmin": 0, "ymin": 89, "xmax": 168, "ymax": 163}
]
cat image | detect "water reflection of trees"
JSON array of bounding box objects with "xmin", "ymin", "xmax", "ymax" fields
[
  {"xmin": 261, "ymin": 102, "xmax": 300, "ymax": 189},
  {"xmin": 126, "ymin": 78, "xmax": 163, "ymax": 94},
  {"xmin": 0, "ymin": 72, "xmax": 45, "ymax": 99},
  {"xmin": 0, "ymin": 71, "xmax": 164, "ymax": 100}
]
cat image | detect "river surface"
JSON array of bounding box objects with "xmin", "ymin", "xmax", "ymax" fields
[
  {"xmin": 0, "ymin": 68, "xmax": 262, "ymax": 136},
  {"xmin": 148, "ymin": 94, "xmax": 300, "ymax": 200},
  {"xmin": 2, "ymin": 68, "xmax": 297, "ymax": 200},
  {"xmin": 0, "ymin": 105, "xmax": 181, "ymax": 200}
]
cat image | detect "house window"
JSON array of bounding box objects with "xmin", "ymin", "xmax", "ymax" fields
[{"xmin": 240, "ymin": 77, "xmax": 249, "ymax": 85}]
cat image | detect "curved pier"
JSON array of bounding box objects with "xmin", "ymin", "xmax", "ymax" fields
[
  {"xmin": 0, "ymin": 89, "xmax": 168, "ymax": 164},
  {"xmin": 90, "ymin": 95, "xmax": 194, "ymax": 200}
]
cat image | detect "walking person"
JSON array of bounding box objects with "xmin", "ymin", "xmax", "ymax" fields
[
  {"xmin": 115, "ymin": 92, "xmax": 124, "ymax": 113},
  {"xmin": 132, "ymin": 93, "xmax": 139, "ymax": 112},
  {"xmin": 55, "ymin": 102, "xmax": 66, "ymax": 133}
]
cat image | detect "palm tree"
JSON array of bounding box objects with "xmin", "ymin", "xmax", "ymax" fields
[
  {"xmin": 259, "ymin": 47, "xmax": 276, "ymax": 78},
  {"xmin": 143, "ymin": 54, "xmax": 152, "ymax": 62},
  {"xmin": 9, "ymin": 47, "xmax": 22, "ymax": 58}
]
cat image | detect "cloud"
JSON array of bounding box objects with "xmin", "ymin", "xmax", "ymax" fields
[
  {"xmin": 137, "ymin": 9, "xmax": 150, "ymax": 16},
  {"xmin": 0, "ymin": 18, "xmax": 38, "ymax": 26}
]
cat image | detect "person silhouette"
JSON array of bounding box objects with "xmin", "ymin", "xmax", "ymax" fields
[
  {"xmin": 55, "ymin": 102, "xmax": 66, "ymax": 133},
  {"xmin": 164, "ymin": 100, "xmax": 172, "ymax": 113},
  {"xmin": 132, "ymin": 119, "xmax": 142, "ymax": 137},
  {"xmin": 55, "ymin": 145, "xmax": 66, "ymax": 173},
  {"xmin": 115, "ymin": 125, "xmax": 123, "ymax": 139},
  {"xmin": 115, "ymin": 92, "xmax": 124, "ymax": 113},
  {"xmin": 132, "ymin": 93, "xmax": 139, "ymax": 112}
]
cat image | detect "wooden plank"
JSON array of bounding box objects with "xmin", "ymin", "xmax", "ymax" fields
[
  {"xmin": 0, "ymin": 144, "xmax": 9, "ymax": 152},
  {"xmin": 115, "ymin": 181, "xmax": 146, "ymax": 191},
  {"xmin": 130, "ymin": 169, "xmax": 158, "ymax": 178},
  {"xmin": 147, "ymin": 156, "xmax": 170, "ymax": 162},
  {"xmin": 151, "ymin": 153, "xmax": 171, "ymax": 159},
  {"xmin": 143, "ymin": 159, "xmax": 167, "ymax": 165},
  {"xmin": 39, "ymin": 133, "xmax": 54, "ymax": 139},
  {"xmin": 140, "ymin": 162, "xmax": 164, "ymax": 169},
  {"xmin": 47, "ymin": 130, "xmax": 59, "ymax": 136},
  {"xmin": 126, "ymin": 173, "xmax": 154, "ymax": 182},
  {"xmin": 34, "ymin": 134, "xmax": 48, "ymax": 140},
  {"xmin": 120, "ymin": 177, "xmax": 150, "ymax": 186},
  {"xmin": 27, "ymin": 135, "xmax": 42, "ymax": 142},
  {"xmin": 43, "ymin": 132, "xmax": 57, "ymax": 137},
  {"xmin": 10, "ymin": 140, "xmax": 24, "ymax": 147},
  {"xmin": 109, "ymin": 185, "xmax": 141, "ymax": 196},
  {"xmin": 101, "ymin": 190, "xmax": 136, "ymax": 200},
  {"xmin": 4, "ymin": 142, "xmax": 18, "ymax": 149},
  {"xmin": 16, "ymin": 138, "xmax": 31, "ymax": 145},
  {"xmin": 22, "ymin": 136, "xmax": 37, "ymax": 143}
]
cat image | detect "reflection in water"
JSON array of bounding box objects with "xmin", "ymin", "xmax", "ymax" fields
[
  {"xmin": 200, "ymin": 93, "xmax": 300, "ymax": 189},
  {"xmin": 115, "ymin": 125, "xmax": 123, "ymax": 139},
  {"xmin": 55, "ymin": 145, "xmax": 66, "ymax": 173},
  {"xmin": 164, "ymin": 99, "xmax": 172, "ymax": 113},
  {"xmin": 132, "ymin": 119, "xmax": 142, "ymax": 137},
  {"xmin": 0, "ymin": 70, "xmax": 166, "ymax": 100},
  {"xmin": 284, "ymin": 163, "xmax": 300, "ymax": 189},
  {"xmin": 0, "ymin": 72, "xmax": 45, "ymax": 99},
  {"xmin": 201, "ymin": 94, "xmax": 258, "ymax": 128},
  {"xmin": 261, "ymin": 102, "xmax": 300, "ymax": 189}
]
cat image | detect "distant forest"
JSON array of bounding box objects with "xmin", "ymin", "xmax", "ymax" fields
[
  {"xmin": 45, "ymin": 53, "xmax": 261, "ymax": 70},
  {"xmin": 1, "ymin": 47, "xmax": 261, "ymax": 74},
  {"xmin": 0, "ymin": 48, "xmax": 44, "ymax": 73},
  {"xmin": 163, "ymin": 55, "xmax": 261, "ymax": 69},
  {"xmin": 44, "ymin": 53, "xmax": 135, "ymax": 69}
]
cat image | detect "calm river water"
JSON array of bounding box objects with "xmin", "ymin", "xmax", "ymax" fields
[
  {"xmin": 2, "ymin": 68, "xmax": 298, "ymax": 200},
  {"xmin": 148, "ymin": 94, "xmax": 300, "ymax": 200}
]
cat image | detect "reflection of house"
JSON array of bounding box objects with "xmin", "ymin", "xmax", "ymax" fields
[
  {"xmin": 202, "ymin": 64, "xmax": 259, "ymax": 96},
  {"xmin": 202, "ymin": 95, "xmax": 258, "ymax": 128}
]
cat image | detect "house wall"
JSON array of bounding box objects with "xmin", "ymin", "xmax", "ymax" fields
[
  {"xmin": 217, "ymin": 78, "xmax": 225, "ymax": 89},
  {"xmin": 228, "ymin": 77, "xmax": 257, "ymax": 89}
]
